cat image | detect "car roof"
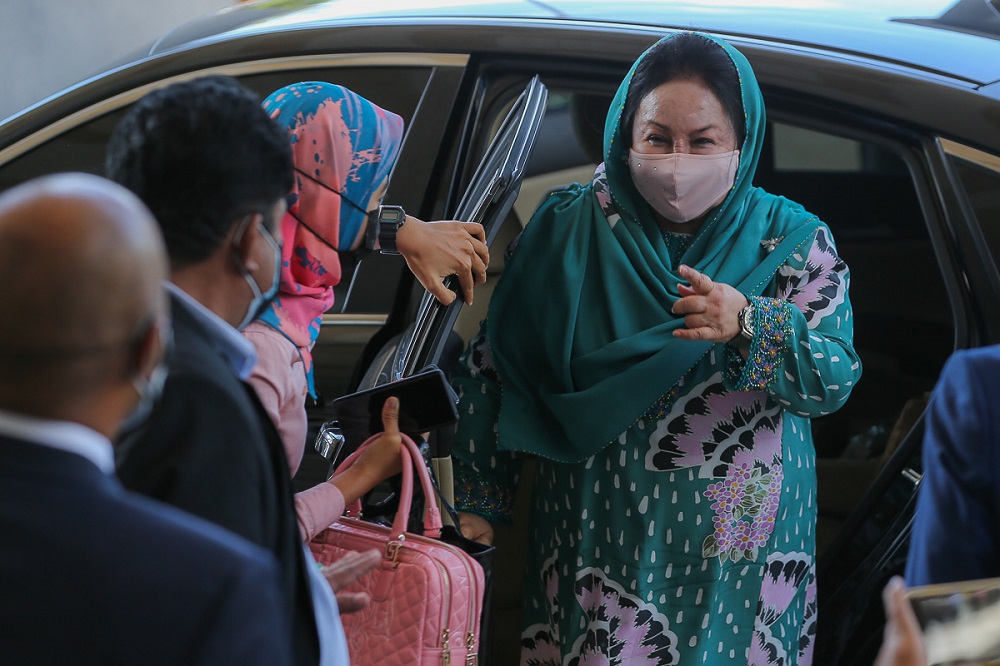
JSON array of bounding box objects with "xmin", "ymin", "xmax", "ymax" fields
[{"xmin": 154, "ymin": 0, "xmax": 1000, "ymax": 87}]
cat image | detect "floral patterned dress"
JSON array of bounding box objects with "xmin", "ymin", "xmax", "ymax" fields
[{"xmin": 452, "ymin": 224, "xmax": 857, "ymax": 665}]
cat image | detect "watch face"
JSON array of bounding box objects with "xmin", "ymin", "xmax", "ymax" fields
[{"xmin": 381, "ymin": 206, "xmax": 404, "ymax": 224}]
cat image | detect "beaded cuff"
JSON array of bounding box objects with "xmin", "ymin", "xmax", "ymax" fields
[
  {"xmin": 454, "ymin": 462, "xmax": 516, "ymax": 525},
  {"xmin": 726, "ymin": 296, "xmax": 793, "ymax": 392}
]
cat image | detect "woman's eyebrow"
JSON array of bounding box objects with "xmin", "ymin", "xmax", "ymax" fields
[{"xmin": 642, "ymin": 119, "xmax": 719, "ymax": 134}]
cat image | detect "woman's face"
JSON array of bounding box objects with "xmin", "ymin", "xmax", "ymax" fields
[{"xmin": 630, "ymin": 78, "xmax": 738, "ymax": 156}]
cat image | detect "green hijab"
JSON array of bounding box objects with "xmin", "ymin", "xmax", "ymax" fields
[{"xmin": 486, "ymin": 32, "xmax": 820, "ymax": 463}]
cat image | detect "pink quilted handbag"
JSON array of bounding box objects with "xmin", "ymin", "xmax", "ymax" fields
[{"xmin": 310, "ymin": 434, "xmax": 486, "ymax": 666}]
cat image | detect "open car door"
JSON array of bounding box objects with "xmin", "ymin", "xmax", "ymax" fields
[
  {"xmin": 322, "ymin": 76, "xmax": 548, "ymax": 466},
  {"xmin": 360, "ymin": 75, "xmax": 547, "ymax": 389}
]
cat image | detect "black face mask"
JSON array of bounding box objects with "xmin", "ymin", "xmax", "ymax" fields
[{"xmin": 291, "ymin": 167, "xmax": 374, "ymax": 253}]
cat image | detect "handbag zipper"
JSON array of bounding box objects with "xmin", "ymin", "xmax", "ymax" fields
[
  {"xmin": 407, "ymin": 533, "xmax": 480, "ymax": 663},
  {"xmin": 399, "ymin": 542, "xmax": 453, "ymax": 663}
]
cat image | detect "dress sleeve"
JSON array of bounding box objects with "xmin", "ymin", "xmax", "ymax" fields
[
  {"xmin": 905, "ymin": 349, "xmax": 999, "ymax": 585},
  {"xmin": 243, "ymin": 323, "xmax": 309, "ymax": 476},
  {"xmin": 724, "ymin": 225, "xmax": 862, "ymax": 418},
  {"xmin": 244, "ymin": 323, "xmax": 348, "ymax": 543},
  {"xmin": 451, "ymin": 322, "xmax": 523, "ymax": 525},
  {"xmin": 294, "ymin": 483, "xmax": 347, "ymax": 543}
]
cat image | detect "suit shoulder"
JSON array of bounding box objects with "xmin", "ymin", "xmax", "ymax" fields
[
  {"xmin": 941, "ymin": 345, "xmax": 1000, "ymax": 390},
  {"xmin": 117, "ymin": 489, "xmax": 278, "ymax": 572}
]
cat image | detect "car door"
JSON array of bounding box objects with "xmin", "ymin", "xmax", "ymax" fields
[
  {"xmin": 300, "ymin": 75, "xmax": 546, "ymax": 483},
  {"xmin": 353, "ymin": 75, "xmax": 548, "ymax": 393}
]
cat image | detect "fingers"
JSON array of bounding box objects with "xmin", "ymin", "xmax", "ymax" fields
[
  {"xmin": 471, "ymin": 239, "xmax": 489, "ymax": 285},
  {"xmin": 424, "ymin": 277, "xmax": 458, "ymax": 306},
  {"xmin": 672, "ymin": 326, "xmax": 709, "ymax": 341},
  {"xmin": 335, "ymin": 591, "xmax": 371, "ymax": 615},
  {"xmin": 463, "ymin": 221, "xmax": 486, "ymax": 244},
  {"xmin": 457, "ymin": 267, "xmax": 476, "ymax": 305},
  {"xmin": 678, "ymin": 264, "xmax": 714, "ymax": 295},
  {"xmin": 884, "ymin": 576, "xmax": 920, "ymax": 635},
  {"xmin": 882, "ymin": 576, "xmax": 903, "ymax": 623},
  {"xmin": 875, "ymin": 576, "xmax": 926, "ymax": 666},
  {"xmin": 381, "ymin": 396, "xmax": 400, "ymax": 437},
  {"xmin": 458, "ymin": 512, "xmax": 495, "ymax": 546},
  {"xmin": 322, "ymin": 549, "xmax": 381, "ymax": 590}
]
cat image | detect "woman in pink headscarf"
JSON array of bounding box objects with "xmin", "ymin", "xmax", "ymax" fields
[{"xmin": 244, "ymin": 81, "xmax": 489, "ymax": 542}]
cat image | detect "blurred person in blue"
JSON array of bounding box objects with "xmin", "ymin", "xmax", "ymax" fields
[
  {"xmin": 906, "ymin": 344, "xmax": 1000, "ymax": 586},
  {"xmin": 0, "ymin": 173, "xmax": 294, "ymax": 666}
]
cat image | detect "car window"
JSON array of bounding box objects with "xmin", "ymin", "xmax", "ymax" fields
[
  {"xmin": 0, "ymin": 65, "xmax": 433, "ymax": 313},
  {"xmin": 948, "ymin": 150, "xmax": 1000, "ymax": 274},
  {"xmin": 0, "ymin": 60, "xmax": 457, "ymax": 410}
]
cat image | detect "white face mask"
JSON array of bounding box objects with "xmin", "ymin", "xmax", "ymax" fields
[
  {"xmin": 628, "ymin": 149, "xmax": 739, "ymax": 223},
  {"xmin": 232, "ymin": 218, "xmax": 282, "ymax": 331},
  {"xmin": 119, "ymin": 324, "xmax": 172, "ymax": 435},
  {"xmin": 120, "ymin": 361, "xmax": 169, "ymax": 434}
]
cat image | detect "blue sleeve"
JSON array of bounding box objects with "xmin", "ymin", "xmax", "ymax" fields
[{"xmin": 906, "ymin": 348, "xmax": 1000, "ymax": 585}]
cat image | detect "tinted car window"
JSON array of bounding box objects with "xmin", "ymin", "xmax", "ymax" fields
[
  {"xmin": 951, "ymin": 155, "xmax": 1000, "ymax": 274},
  {"xmin": 0, "ymin": 66, "xmax": 430, "ymax": 192},
  {"xmin": 0, "ymin": 63, "xmax": 439, "ymax": 410}
]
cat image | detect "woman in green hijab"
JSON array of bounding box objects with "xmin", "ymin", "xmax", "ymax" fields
[{"xmin": 452, "ymin": 32, "xmax": 860, "ymax": 664}]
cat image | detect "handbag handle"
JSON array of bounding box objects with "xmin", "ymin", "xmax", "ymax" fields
[{"xmin": 334, "ymin": 432, "xmax": 443, "ymax": 539}]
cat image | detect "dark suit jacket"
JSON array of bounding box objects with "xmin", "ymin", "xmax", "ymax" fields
[
  {"xmin": 906, "ymin": 344, "xmax": 1000, "ymax": 585},
  {"xmin": 116, "ymin": 293, "xmax": 318, "ymax": 665},
  {"xmin": 0, "ymin": 437, "xmax": 293, "ymax": 665}
]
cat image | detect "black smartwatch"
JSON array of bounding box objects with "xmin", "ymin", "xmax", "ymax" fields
[{"xmin": 370, "ymin": 205, "xmax": 406, "ymax": 255}]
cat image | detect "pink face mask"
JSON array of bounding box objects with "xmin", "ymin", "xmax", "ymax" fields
[{"xmin": 628, "ymin": 149, "xmax": 739, "ymax": 224}]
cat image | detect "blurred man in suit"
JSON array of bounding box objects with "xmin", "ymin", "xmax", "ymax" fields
[
  {"xmin": 107, "ymin": 75, "xmax": 327, "ymax": 665},
  {"xmin": 0, "ymin": 173, "xmax": 294, "ymax": 665},
  {"xmin": 907, "ymin": 345, "xmax": 1000, "ymax": 585}
]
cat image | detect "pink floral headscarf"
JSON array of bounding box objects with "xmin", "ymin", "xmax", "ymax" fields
[{"xmin": 259, "ymin": 82, "xmax": 404, "ymax": 396}]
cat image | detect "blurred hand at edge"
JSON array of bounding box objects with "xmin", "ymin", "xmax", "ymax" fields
[{"xmin": 874, "ymin": 576, "xmax": 927, "ymax": 666}]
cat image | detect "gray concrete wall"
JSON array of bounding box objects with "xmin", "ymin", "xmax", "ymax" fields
[{"xmin": 1, "ymin": 0, "xmax": 235, "ymax": 121}]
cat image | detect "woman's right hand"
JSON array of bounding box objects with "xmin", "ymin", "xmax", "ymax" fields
[
  {"xmin": 458, "ymin": 511, "xmax": 495, "ymax": 546},
  {"xmin": 329, "ymin": 396, "xmax": 403, "ymax": 506}
]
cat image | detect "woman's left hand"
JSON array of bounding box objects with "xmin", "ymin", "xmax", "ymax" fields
[
  {"xmin": 671, "ymin": 264, "xmax": 748, "ymax": 343},
  {"xmin": 395, "ymin": 216, "xmax": 489, "ymax": 306}
]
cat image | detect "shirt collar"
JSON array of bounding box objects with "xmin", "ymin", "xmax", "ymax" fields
[
  {"xmin": 166, "ymin": 282, "xmax": 258, "ymax": 380},
  {"xmin": 0, "ymin": 409, "xmax": 115, "ymax": 473}
]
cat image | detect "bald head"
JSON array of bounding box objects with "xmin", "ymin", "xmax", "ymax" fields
[{"xmin": 0, "ymin": 173, "xmax": 168, "ymax": 415}]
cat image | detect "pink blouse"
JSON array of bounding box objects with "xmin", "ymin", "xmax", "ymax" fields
[{"xmin": 244, "ymin": 322, "xmax": 345, "ymax": 542}]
